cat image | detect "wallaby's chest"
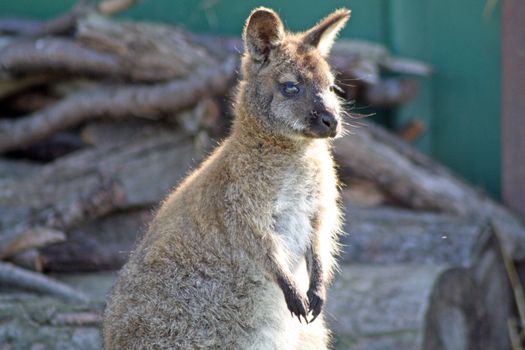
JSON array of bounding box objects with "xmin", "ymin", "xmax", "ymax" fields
[{"xmin": 272, "ymin": 164, "xmax": 319, "ymax": 260}]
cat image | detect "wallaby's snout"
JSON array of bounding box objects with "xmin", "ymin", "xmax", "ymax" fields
[
  {"xmin": 307, "ymin": 110, "xmax": 338, "ymax": 138},
  {"xmin": 306, "ymin": 96, "xmax": 339, "ymax": 138}
]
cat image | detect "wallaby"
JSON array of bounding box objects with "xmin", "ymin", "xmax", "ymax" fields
[{"xmin": 103, "ymin": 7, "xmax": 350, "ymax": 349}]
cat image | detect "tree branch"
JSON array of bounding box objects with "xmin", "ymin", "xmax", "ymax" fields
[{"xmin": 0, "ymin": 262, "xmax": 88, "ymax": 301}]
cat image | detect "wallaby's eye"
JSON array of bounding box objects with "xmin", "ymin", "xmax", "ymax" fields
[{"xmin": 280, "ymin": 82, "xmax": 301, "ymax": 97}]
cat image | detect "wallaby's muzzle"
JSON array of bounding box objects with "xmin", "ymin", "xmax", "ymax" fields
[{"xmin": 305, "ymin": 111, "xmax": 339, "ymax": 138}]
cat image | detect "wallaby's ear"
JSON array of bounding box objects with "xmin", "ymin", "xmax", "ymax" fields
[
  {"xmin": 302, "ymin": 9, "xmax": 351, "ymax": 57},
  {"xmin": 243, "ymin": 7, "xmax": 285, "ymax": 62}
]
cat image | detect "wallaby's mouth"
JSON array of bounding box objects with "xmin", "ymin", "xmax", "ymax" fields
[{"xmin": 303, "ymin": 112, "xmax": 339, "ymax": 138}]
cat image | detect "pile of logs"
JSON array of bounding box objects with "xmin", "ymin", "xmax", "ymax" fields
[{"xmin": 0, "ymin": 1, "xmax": 524, "ymax": 349}]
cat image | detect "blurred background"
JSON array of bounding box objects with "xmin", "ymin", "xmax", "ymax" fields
[{"xmin": 0, "ymin": 1, "xmax": 523, "ymax": 350}]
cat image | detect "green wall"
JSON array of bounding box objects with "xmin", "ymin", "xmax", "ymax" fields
[{"xmin": 0, "ymin": 0, "xmax": 502, "ymax": 198}]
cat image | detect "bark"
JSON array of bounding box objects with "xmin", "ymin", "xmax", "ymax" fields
[
  {"xmin": 341, "ymin": 204, "xmax": 490, "ymax": 266},
  {"xmin": 0, "ymin": 38, "xmax": 125, "ymax": 79},
  {"xmin": 76, "ymin": 14, "xmax": 217, "ymax": 81},
  {"xmin": 334, "ymin": 121, "xmax": 525, "ymax": 260},
  {"xmin": 328, "ymin": 264, "xmax": 447, "ymax": 350},
  {"xmin": 329, "ymin": 260, "xmax": 510, "ymax": 350},
  {"xmin": 39, "ymin": 209, "xmax": 152, "ymax": 272},
  {"xmin": 0, "ymin": 58, "xmax": 236, "ymax": 153},
  {"xmin": 0, "ymin": 130, "xmax": 199, "ymax": 259}
]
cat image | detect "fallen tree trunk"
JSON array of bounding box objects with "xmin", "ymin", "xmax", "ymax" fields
[{"xmin": 334, "ymin": 122, "xmax": 525, "ymax": 260}]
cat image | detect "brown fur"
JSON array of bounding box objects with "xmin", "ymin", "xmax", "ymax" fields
[{"xmin": 103, "ymin": 7, "xmax": 350, "ymax": 349}]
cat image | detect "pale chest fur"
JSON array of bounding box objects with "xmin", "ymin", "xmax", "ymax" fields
[{"xmin": 272, "ymin": 161, "xmax": 320, "ymax": 262}]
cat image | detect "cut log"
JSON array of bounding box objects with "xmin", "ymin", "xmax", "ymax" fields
[
  {"xmin": 423, "ymin": 241, "xmax": 511, "ymax": 350},
  {"xmin": 0, "ymin": 131, "xmax": 199, "ymax": 258},
  {"xmin": 328, "ymin": 259, "xmax": 510, "ymax": 350},
  {"xmin": 328, "ymin": 211, "xmax": 511, "ymax": 350},
  {"xmin": 334, "ymin": 121, "xmax": 525, "ymax": 260},
  {"xmin": 327, "ymin": 264, "xmax": 447, "ymax": 350}
]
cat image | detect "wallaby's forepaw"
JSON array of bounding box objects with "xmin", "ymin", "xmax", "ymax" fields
[
  {"xmin": 306, "ymin": 285, "xmax": 325, "ymax": 323},
  {"xmin": 283, "ymin": 286, "xmax": 309, "ymax": 323}
]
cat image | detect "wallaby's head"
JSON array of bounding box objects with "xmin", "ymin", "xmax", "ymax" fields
[{"xmin": 236, "ymin": 7, "xmax": 350, "ymax": 139}]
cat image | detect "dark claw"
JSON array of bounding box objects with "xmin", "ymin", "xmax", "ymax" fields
[
  {"xmin": 309, "ymin": 313, "xmax": 319, "ymax": 323},
  {"xmin": 282, "ymin": 285, "xmax": 308, "ymax": 323},
  {"xmin": 306, "ymin": 287, "xmax": 325, "ymax": 323}
]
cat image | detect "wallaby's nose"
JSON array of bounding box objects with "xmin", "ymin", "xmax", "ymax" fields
[
  {"xmin": 319, "ymin": 113, "xmax": 338, "ymax": 137},
  {"xmin": 308, "ymin": 111, "xmax": 338, "ymax": 138},
  {"xmin": 321, "ymin": 113, "xmax": 336, "ymax": 129}
]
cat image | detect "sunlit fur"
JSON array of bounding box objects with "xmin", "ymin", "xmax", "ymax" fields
[{"xmin": 103, "ymin": 7, "xmax": 350, "ymax": 349}]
